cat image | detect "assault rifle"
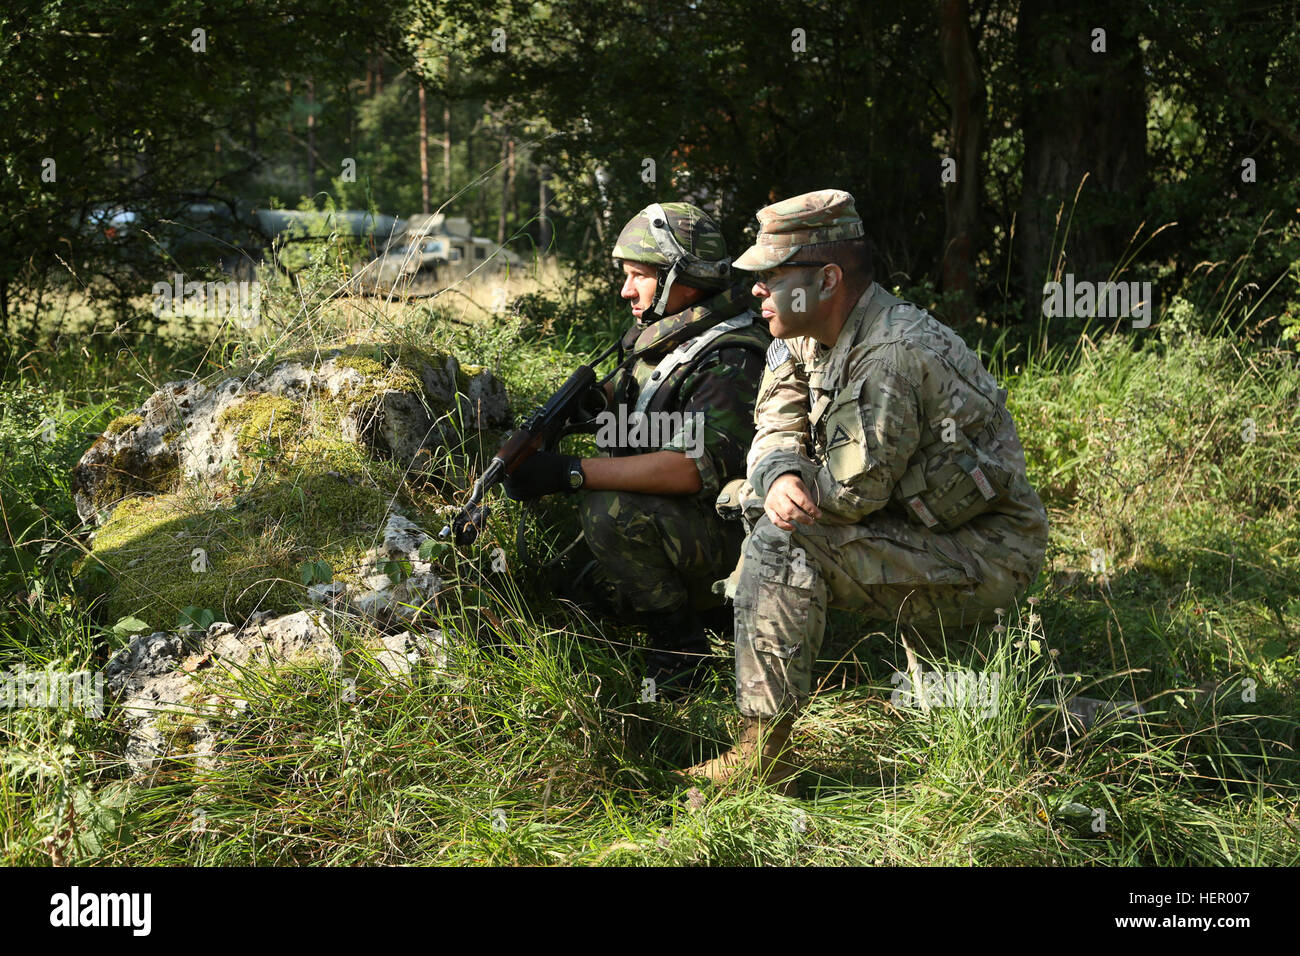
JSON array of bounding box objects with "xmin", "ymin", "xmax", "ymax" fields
[{"xmin": 440, "ymin": 339, "xmax": 622, "ymax": 545}]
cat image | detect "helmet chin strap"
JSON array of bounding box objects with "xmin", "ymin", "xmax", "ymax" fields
[{"xmin": 641, "ymin": 263, "xmax": 681, "ymax": 324}]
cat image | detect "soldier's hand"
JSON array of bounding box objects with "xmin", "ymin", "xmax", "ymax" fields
[
  {"xmin": 764, "ymin": 473, "xmax": 822, "ymax": 531},
  {"xmin": 503, "ymin": 451, "xmax": 580, "ymax": 501}
]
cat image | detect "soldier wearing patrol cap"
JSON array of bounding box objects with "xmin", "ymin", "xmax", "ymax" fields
[
  {"xmin": 504, "ymin": 201, "xmax": 772, "ymax": 695},
  {"xmin": 684, "ymin": 188, "xmax": 1049, "ymax": 793}
]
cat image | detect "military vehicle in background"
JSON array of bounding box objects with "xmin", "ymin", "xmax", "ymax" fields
[
  {"xmin": 355, "ymin": 213, "xmax": 522, "ymax": 292},
  {"xmin": 72, "ymin": 199, "xmax": 519, "ymax": 293},
  {"xmin": 252, "ymin": 208, "xmax": 406, "ymax": 257}
]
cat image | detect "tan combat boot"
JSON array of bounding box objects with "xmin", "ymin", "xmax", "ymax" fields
[{"xmin": 684, "ymin": 714, "xmax": 799, "ymax": 796}]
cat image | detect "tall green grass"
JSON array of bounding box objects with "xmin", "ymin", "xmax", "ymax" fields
[{"xmin": 2, "ymin": 256, "xmax": 1297, "ymax": 866}]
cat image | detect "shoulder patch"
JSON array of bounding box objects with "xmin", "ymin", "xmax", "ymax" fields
[
  {"xmin": 766, "ymin": 339, "xmax": 791, "ymax": 370},
  {"xmin": 826, "ymin": 422, "xmax": 852, "ymax": 449}
]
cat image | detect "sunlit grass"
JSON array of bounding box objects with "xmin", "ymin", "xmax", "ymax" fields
[{"xmin": 2, "ymin": 260, "xmax": 1298, "ymax": 866}]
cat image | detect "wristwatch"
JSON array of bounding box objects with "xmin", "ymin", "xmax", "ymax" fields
[{"xmin": 566, "ymin": 458, "xmax": 586, "ymax": 491}]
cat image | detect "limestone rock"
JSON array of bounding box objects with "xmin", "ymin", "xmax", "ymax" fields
[
  {"xmin": 340, "ymin": 387, "xmax": 433, "ymax": 466},
  {"xmin": 71, "ymin": 344, "xmax": 510, "ymax": 528},
  {"xmin": 104, "ymin": 609, "xmax": 449, "ymax": 775},
  {"xmin": 308, "ymin": 581, "xmax": 346, "ymax": 604},
  {"xmin": 381, "ymin": 514, "xmax": 431, "ymax": 560},
  {"xmin": 345, "ymin": 514, "xmax": 444, "ymax": 623},
  {"xmin": 457, "ymin": 367, "xmax": 511, "ymax": 431},
  {"xmin": 371, "ymin": 628, "xmax": 449, "ymax": 678}
]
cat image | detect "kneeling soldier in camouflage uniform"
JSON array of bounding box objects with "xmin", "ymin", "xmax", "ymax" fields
[
  {"xmin": 687, "ymin": 189, "xmax": 1048, "ymax": 792},
  {"xmin": 504, "ymin": 202, "xmax": 771, "ymax": 694}
]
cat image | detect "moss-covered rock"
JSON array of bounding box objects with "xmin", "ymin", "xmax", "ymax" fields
[
  {"xmin": 71, "ymin": 339, "xmax": 510, "ymax": 629},
  {"xmin": 80, "ymin": 459, "xmax": 398, "ymax": 626},
  {"xmin": 105, "ymin": 611, "xmax": 448, "ymax": 775},
  {"xmin": 217, "ymin": 393, "xmax": 303, "ymax": 456},
  {"xmin": 104, "ymin": 413, "xmax": 144, "ymax": 436},
  {"xmin": 72, "ymin": 433, "xmax": 182, "ymax": 528}
]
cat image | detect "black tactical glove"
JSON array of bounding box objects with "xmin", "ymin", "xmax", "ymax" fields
[{"xmin": 502, "ymin": 451, "xmax": 583, "ymax": 501}]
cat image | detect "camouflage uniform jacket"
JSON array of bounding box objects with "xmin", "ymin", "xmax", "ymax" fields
[
  {"xmin": 747, "ymin": 282, "xmax": 1046, "ymax": 533},
  {"xmin": 610, "ymin": 282, "xmax": 772, "ymax": 504}
]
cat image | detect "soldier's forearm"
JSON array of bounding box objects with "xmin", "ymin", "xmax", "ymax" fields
[
  {"xmin": 749, "ymin": 448, "xmax": 819, "ymax": 499},
  {"xmin": 581, "ymin": 450, "xmax": 703, "ymax": 495}
]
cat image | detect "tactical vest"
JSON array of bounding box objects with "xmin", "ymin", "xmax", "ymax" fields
[{"xmin": 611, "ymin": 312, "xmax": 769, "ymax": 456}]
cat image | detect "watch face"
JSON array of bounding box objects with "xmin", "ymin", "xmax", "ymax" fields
[{"xmin": 568, "ymin": 463, "xmax": 584, "ymax": 489}]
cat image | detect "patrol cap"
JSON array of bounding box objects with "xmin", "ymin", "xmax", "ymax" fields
[{"xmin": 733, "ymin": 188, "xmax": 865, "ymax": 272}]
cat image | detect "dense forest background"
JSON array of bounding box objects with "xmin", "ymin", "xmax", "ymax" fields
[{"xmin": 2, "ymin": 0, "xmax": 1297, "ymax": 343}]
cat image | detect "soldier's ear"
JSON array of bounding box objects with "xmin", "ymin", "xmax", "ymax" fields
[{"xmin": 818, "ymin": 264, "xmax": 842, "ymax": 300}]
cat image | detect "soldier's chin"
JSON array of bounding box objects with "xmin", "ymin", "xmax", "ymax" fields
[{"xmin": 768, "ymin": 314, "xmax": 797, "ymax": 338}]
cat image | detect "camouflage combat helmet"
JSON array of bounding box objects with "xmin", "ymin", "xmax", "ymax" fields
[{"xmin": 612, "ymin": 201, "xmax": 732, "ymax": 323}]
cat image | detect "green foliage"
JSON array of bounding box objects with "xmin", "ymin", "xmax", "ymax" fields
[
  {"xmin": 417, "ymin": 540, "xmax": 451, "ymax": 564},
  {"xmin": 0, "ymin": 0, "xmax": 413, "ymax": 329},
  {"xmin": 299, "ymin": 560, "xmax": 333, "ymax": 587},
  {"xmin": 110, "ymin": 616, "xmax": 151, "ymax": 639},
  {"xmin": 511, "ymin": 283, "xmax": 628, "ymax": 358},
  {"xmin": 377, "ymin": 558, "xmax": 412, "ymax": 586},
  {"xmin": 5, "ymin": 0, "xmax": 1300, "ymax": 861},
  {"xmin": 268, "ymin": 197, "xmax": 370, "ymax": 277},
  {"xmin": 3, "ymin": 290, "xmax": 1298, "ymax": 866},
  {"xmin": 177, "ymin": 606, "xmax": 216, "ymax": 632}
]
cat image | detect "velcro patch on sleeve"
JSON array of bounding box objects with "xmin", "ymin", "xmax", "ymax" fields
[
  {"xmin": 969, "ymin": 464, "xmax": 997, "ymax": 500},
  {"xmin": 826, "ymin": 422, "xmax": 853, "ymax": 450},
  {"xmin": 766, "ymin": 338, "xmax": 792, "ymax": 370}
]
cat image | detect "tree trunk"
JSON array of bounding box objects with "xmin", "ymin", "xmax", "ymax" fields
[
  {"xmin": 1017, "ymin": 0, "xmax": 1147, "ymax": 325},
  {"xmin": 467, "ymin": 120, "xmax": 479, "ymax": 227},
  {"xmin": 538, "ymin": 164, "xmax": 553, "ymax": 253},
  {"xmin": 506, "ymin": 138, "xmax": 516, "ymax": 238},
  {"xmin": 305, "ymin": 80, "xmax": 315, "ymax": 196},
  {"xmin": 939, "ymin": 0, "xmax": 984, "ymax": 327},
  {"xmin": 344, "ymin": 82, "xmax": 353, "ymax": 152},
  {"xmin": 497, "ymin": 135, "xmax": 510, "ymax": 246},
  {"xmin": 418, "ymin": 80, "xmax": 431, "ymax": 215},
  {"xmin": 443, "ymin": 100, "xmax": 452, "ymax": 195},
  {"xmin": 306, "ymin": 78, "xmax": 316, "ymax": 195}
]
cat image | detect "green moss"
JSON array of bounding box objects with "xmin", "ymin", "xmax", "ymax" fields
[
  {"xmin": 217, "ymin": 394, "xmax": 303, "ymax": 455},
  {"xmin": 331, "ymin": 354, "xmax": 424, "ymax": 406},
  {"xmin": 454, "ymin": 364, "xmax": 482, "ymax": 392},
  {"xmin": 104, "ymin": 413, "xmax": 143, "ymax": 436},
  {"xmin": 154, "ymin": 708, "xmax": 205, "ymax": 757},
  {"xmin": 80, "ymin": 449, "xmax": 403, "ymax": 628},
  {"xmin": 288, "ymin": 435, "xmax": 371, "ymax": 473},
  {"xmin": 76, "ymin": 339, "xmax": 475, "ymax": 627},
  {"xmin": 227, "ymin": 342, "xmax": 456, "ymax": 412}
]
